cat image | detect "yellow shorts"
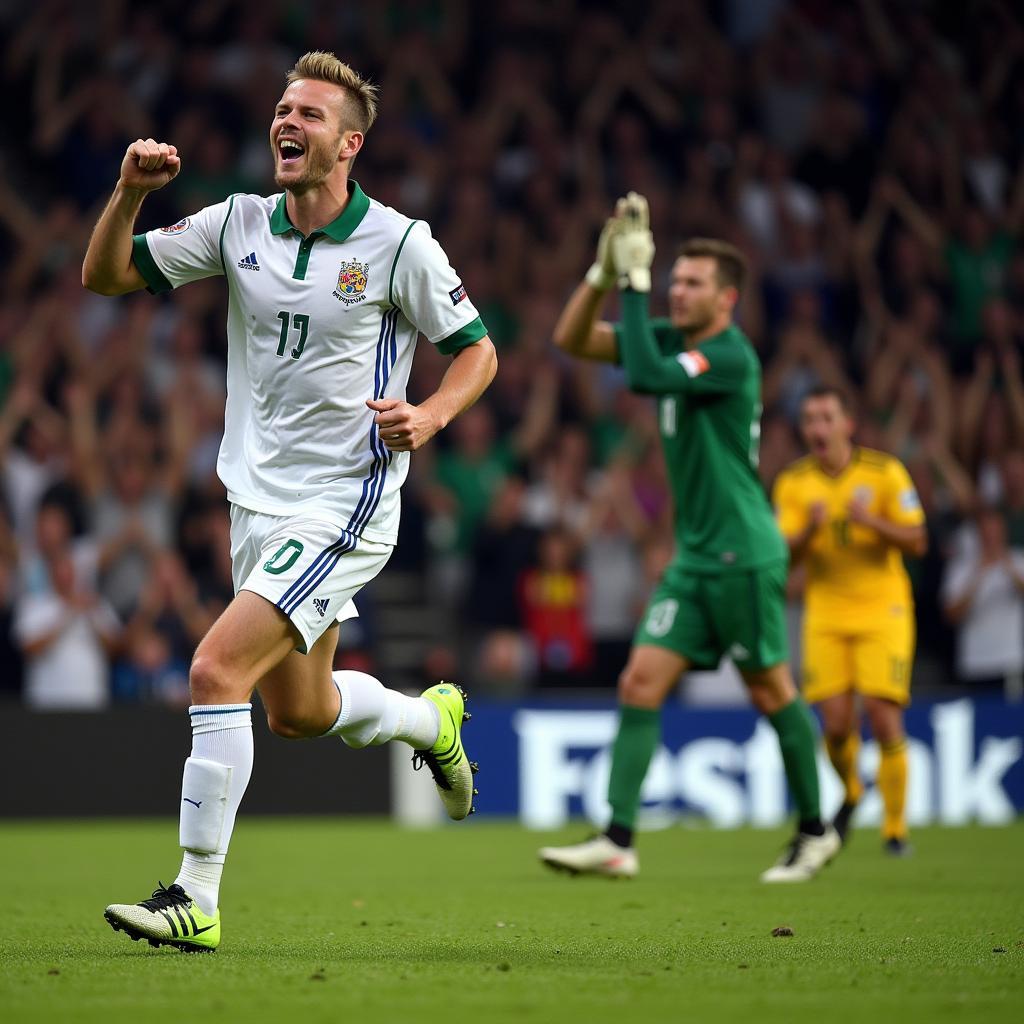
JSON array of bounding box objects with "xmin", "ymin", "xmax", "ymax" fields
[{"xmin": 802, "ymin": 606, "xmax": 915, "ymax": 706}]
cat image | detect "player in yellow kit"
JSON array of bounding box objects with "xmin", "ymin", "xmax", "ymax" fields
[{"xmin": 773, "ymin": 387, "xmax": 927, "ymax": 855}]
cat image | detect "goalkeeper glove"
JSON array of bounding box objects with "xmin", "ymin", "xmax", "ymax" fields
[
  {"xmin": 610, "ymin": 191, "xmax": 655, "ymax": 293},
  {"xmin": 584, "ymin": 216, "xmax": 622, "ymax": 291}
]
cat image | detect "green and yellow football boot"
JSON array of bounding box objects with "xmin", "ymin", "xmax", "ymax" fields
[
  {"xmin": 104, "ymin": 882, "xmax": 220, "ymax": 952},
  {"xmin": 413, "ymin": 682, "xmax": 478, "ymax": 820}
]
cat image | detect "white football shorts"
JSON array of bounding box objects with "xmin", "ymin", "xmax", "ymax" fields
[{"xmin": 229, "ymin": 504, "xmax": 393, "ymax": 654}]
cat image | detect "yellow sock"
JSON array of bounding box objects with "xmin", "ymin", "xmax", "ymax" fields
[
  {"xmin": 878, "ymin": 737, "xmax": 909, "ymax": 840},
  {"xmin": 825, "ymin": 732, "xmax": 864, "ymax": 806}
]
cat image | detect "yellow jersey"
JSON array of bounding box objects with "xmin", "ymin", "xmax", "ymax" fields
[{"xmin": 773, "ymin": 447, "xmax": 925, "ymax": 625}]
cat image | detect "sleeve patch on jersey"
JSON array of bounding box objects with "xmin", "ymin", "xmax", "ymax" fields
[
  {"xmin": 900, "ymin": 488, "xmax": 921, "ymax": 511},
  {"xmin": 677, "ymin": 350, "xmax": 710, "ymax": 377},
  {"xmin": 449, "ymin": 283, "xmax": 468, "ymax": 306},
  {"xmin": 159, "ymin": 217, "xmax": 191, "ymax": 234}
]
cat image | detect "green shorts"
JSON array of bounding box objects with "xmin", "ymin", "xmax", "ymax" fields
[{"xmin": 634, "ymin": 561, "xmax": 789, "ymax": 672}]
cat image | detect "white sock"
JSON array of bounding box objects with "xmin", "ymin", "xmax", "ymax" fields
[
  {"xmin": 324, "ymin": 670, "xmax": 439, "ymax": 749},
  {"xmin": 174, "ymin": 703, "xmax": 253, "ymax": 915}
]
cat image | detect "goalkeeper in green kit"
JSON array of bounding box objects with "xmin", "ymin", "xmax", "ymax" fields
[{"xmin": 539, "ymin": 194, "xmax": 840, "ymax": 882}]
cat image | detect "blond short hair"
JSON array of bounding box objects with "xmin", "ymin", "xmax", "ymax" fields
[{"xmin": 286, "ymin": 51, "xmax": 379, "ymax": 134}]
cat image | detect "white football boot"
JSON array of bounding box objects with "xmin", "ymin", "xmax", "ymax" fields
[
  {"xmin": 760, "ymin": 826, "xmax": 841, "ymax": 883},
  {"xmin": 539, "ymin": 835, "xmax": 638, "ymax": 878}
]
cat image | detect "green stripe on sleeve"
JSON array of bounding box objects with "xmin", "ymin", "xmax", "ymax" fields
[
  {"xmin": 218, "ymin": 194, "xmax": 237, "ymax": 272},
  {"xmin": 131, "ymin": 234, "xmax": 173, "ymax": 294},
  {"xmin": 388, "ymin": 220, "xmax": 419, "ymax": 306},
  {"xmin": 437, "ymin": 316, "xmax": 488, "ymax": 355}
]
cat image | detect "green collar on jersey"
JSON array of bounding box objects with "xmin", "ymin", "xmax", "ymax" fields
[
  {"xmin": 651, "ymin": 320, "xmax": 741, "ymax": 356},
  {"xmin": 270, "ymin": 179, "xmax": 370, "ymax": 241},
  {"xmin": 682, "ymin": 321, "xmax": 740, "ymax": 351}
]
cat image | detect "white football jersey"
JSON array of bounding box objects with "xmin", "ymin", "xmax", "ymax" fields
[{"xmin": 133, "ymin": 181, "xmax": 485, "ymax": 544}]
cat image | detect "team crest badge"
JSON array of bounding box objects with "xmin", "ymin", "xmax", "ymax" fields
[
  {"xmin": 333, "ymin": 259, "xmax": 369, "ymax": 304},
  {"xmin": 159, "ymin": 217, "xmax": 191, "ymax": 234}
]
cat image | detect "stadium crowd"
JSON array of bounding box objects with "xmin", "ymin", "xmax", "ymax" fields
[{"xmin": 2, "ymin": 0, "xmax": 1024, "ymax": 708}]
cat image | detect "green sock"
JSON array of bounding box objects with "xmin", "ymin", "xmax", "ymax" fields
[
  {"xmin": 607, "ymin": 705, "xmax": 662, "ymax": 831},
  {"xmin": 768, "ymin": 698, "xmax": 821, "ymax": 823}
]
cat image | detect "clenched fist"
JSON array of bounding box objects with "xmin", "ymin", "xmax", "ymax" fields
[
  {"xmin": 119, "ymin": 138, "xmax": 181, "ymax": 194},
  {"xmin": 366, "ymin": 398, "xmax": 442, "ymax": 452}
]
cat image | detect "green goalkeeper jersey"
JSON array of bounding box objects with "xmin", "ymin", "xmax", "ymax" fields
[{"xmin": 615, "ymin": 296, "xmax": 787, "ymax": 574}]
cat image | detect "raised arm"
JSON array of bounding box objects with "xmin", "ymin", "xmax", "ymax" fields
[
  {"xmin": 577, "ymin": 49, "xmax": 678, "ymax": 136},
  {"xmin": 885, "ymin": 177, "xmax": 946, "ymax": 255},
  {"xmin": 852, "ymin": 179, "xmax": 894, "ymax": 329},
  {"xmin": 619, "ymin": 291, "xmax": 695, "ymax": 394},
  {"xmin": 924, "ymin": 437, "xmax": 976, "ymax": 517},
  {"xmin": 610, "ymin": 192, "xmax": 748, "ymax": 397},
  {"xmin": 552, "ymin": 284, "xmax": 620, "ymax": 364},
  {"xmin": 955, "ymin": 349, "xmax": 995, "ymax": 466},
  {"xmin": 551, "ymin": 217, "xmax": 623, "ymax": 364},
  {"xmin": 82, "ymin": 138, "xmax": 181, "ymax": 295},
  {"xmin": 65, "ymin": 381, "xmax": 104, "ymax": 499},
  {"xmin": 507, "ymin": 361, "xmax": 559, "ymax": 461},
  {"xmin": 919, "ymin": 344, "xmax": 956, "ymax": 450},
  {"xmin": 857, "ymin": 0, "xmax": 905, "ymax": 75},
  {"xmin": 997, "ymin": 343, "xmax": 1024, "ymax": 445}
]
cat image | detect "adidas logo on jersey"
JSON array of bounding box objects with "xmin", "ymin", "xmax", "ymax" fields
[
  {"xmin": 237, "ymin": 251, "xmax": 260, "ymax": 271},
  {"xmin": 313, "ymin": 598, "xmax": 329, "ymax": 617}
]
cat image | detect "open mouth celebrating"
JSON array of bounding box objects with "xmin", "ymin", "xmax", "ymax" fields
[{"xmin": 278, "ymin": 138, "xmax": 305, "ymax": 164}]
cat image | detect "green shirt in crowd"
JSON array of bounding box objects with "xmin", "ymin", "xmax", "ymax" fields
[{"xmin": 945, "ymin": 231, "xmax": 1014, "ymax": 342}]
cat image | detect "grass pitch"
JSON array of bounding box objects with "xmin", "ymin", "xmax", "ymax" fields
[{"xmin": 0, "ymin": 819, "xmax": 1021, "ymax": 1024}]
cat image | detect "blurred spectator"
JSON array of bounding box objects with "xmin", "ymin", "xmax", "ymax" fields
[
  {"xmin": 519, "ymin": 527, "xmax": 593, "ymax": 688},
  {"xmin": 89, "ymin": 447, "xmax": 177, "ymax": 618},
  {"xmin": 424, "ymin": 403, "xmax": 513, "ymax": 605},
  {"xmin": 578, "ymin": 464, "xmax": 648, "ymax": 687},
  {"xmin": 113, "ymin": 551, "xmax": 214, "ymax": 705},
  {"xmin": 69, "ymin": 378, "xmax": 187, "ymax": 618},
  {"xmin": 882, "ymin": 180, "xmax": 1022, "ymax": 355},
  {"xmin": 1000, "ymin": 450, "xmax": 1024, "ymax": 548},
  {"xmin": 522, "ymin": 426, "xmax": 593, "ymax": 533},
  {"xmin": 466, "ymin": 476, "xmax": 539, "ymax": 635},
  {"xmin": 113, "ymin": 628, "xmax": 189, "ymax": 707},
  {"xmin": 14, "ymin": 548, "xmax": 121, "ymax": 710},
  {"xmin": 762, "ymin": 289, "xmax": 851, "ymax": 420},
  {"xmin": 942, "ymin": 507, "xmax": 1024, "ymax": 699},
  {"xmin": 475, "ymin": 629, "xmax": 534, "ymax": 695},
  {"xmin": 0, "ymin": 383, "xmax": 69, "ymax": 545},
  {"xmin": 737, "ymin": 143, "xmax": 821, "ymax": 260},
  {"xmin": 20, "ymin": 498, "xmax": 95, "ymax": 597},
  {"xmin": 426, "ymin": 364, "xmax": 555, "ymax": 603},
  {"xmin": 0, "ymin": 506, "xmax": 21, "ymax": 696}
]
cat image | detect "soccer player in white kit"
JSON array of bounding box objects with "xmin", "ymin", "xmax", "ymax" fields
[{"xmin": 82, "ymin": 52, "xmax": 497, "ymax": 952}]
